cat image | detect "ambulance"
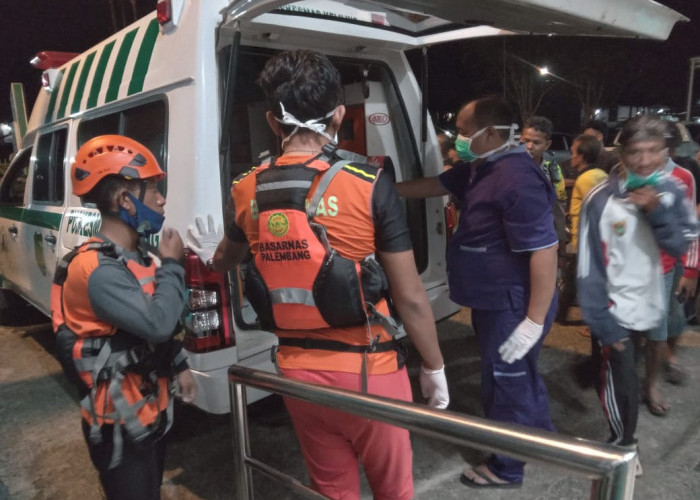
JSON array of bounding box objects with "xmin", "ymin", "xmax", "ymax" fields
[{"xmin": 1, "ymin": 0, "xmax": 685, "ymax": 413}]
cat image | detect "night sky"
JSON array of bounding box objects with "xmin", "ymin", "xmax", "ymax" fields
[{"xmin": 0, "ymin": 0, "xmax": 698, "ymax": 143}]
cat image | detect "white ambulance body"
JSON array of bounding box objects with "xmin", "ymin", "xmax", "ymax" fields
[{"xmin": 1, "ymin": 0, "xmax": 684, "ymax": 413}]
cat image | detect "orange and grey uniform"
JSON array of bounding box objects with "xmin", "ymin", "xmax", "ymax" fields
[
  {"xmin": 51, "ymin": 237, "xmax": 187, "ymax": 483},
  {"xmin": 226, "ymin": 153, "xmax": 415, "ymax": 499}
]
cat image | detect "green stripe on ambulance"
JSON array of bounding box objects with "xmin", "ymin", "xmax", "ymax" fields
[
  {"xmin": 0, "ymin": 207, "xmax": 62, "ymax": 231},
  {"xmin": 44, "ymin": 16, "xmax": 159, "ymax": 123}
]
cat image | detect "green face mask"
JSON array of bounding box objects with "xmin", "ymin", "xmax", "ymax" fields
[{"xmin": 625, "ymin": 170, "xmax": 661, "ymax": 191}]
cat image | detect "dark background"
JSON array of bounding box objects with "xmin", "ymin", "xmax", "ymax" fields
[{"xmin": 0, "ymin": 0, "xmax": 698, "ymax": 144}]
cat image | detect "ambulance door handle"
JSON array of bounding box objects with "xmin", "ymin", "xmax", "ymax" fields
[
  {"xmin": 44, "ymin": 234, "xmax": 57, "ymax": 247},
  {"xmin": 8, "ymin": 225, "xmax": 18, "ymax": 239}
]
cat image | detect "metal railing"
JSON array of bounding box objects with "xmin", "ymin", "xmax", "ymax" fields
[{"xmin": 229, "ymin": 365, "xmax": 636, "ymax": 500}]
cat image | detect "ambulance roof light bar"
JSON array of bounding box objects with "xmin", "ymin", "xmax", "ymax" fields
[{"xmin": 29, "ymin": 51, "xmax": 80, "ymax": 70}]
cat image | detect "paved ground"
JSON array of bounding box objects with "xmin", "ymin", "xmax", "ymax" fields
[{"xmin": 1, "ymin": 307, "xmax": 699, "ymax": 499}]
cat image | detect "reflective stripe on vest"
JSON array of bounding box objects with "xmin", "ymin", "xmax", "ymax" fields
[{"xmin": 270, "ymin": 288, "xmax": 317, "ymax": 306}]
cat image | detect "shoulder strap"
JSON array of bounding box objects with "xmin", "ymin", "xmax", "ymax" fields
[
  {"xmin": 54, "ymin": 239, "xmax": 116, "ymax": 286},
  {"xmin": 306, "ymin": 158, "xmax": 348, "ymax": 219}
]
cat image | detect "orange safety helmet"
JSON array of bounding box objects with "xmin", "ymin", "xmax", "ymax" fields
[{"xmin": 71, "ymin": 135, "xmax": 165, "ymax": 197}]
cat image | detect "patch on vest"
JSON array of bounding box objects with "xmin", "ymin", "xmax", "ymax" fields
[
  {"xmin": 268, "ymin": 213, "xmax": 289, "ymax": 237},
  {"xmin": 613, "ymin": 220, "xmax": 626, "ymax": 236}
]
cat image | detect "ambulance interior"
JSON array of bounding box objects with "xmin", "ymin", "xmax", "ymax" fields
[{"xmin": 221, "ymin": 46, "xmax": 428, "ymax": 330}]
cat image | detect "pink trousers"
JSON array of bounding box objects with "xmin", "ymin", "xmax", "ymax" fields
[{"xmin": 280, "ymin": 367, "xmax": 414, "ymax": 500}]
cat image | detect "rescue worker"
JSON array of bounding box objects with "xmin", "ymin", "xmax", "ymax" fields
[
  {"xmin": 51, "ymin": 135, "xmax": 196, "ymax": 500},
  {"xmin": 187, "ymin": 50, "xmax": 448, "ymax": 500},
  {"xmin": 396, "ymin": 97, "xmax": 558, "ymax": 489}
]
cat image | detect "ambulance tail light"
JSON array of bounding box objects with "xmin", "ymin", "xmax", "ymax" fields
[
  {"xmin": 182, "ymin": 250, "xmax": 234, "ymax": 353},
  {"xmin": 444, "ymin": 201, "xmax": 457, "ymax": 245}
]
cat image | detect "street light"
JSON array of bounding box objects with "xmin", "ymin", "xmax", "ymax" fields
[
  {"xmin": 507, "ymin": 53, "xmax": 575, "ymax": 87},
  {"xmin": 532, "ymin": 63, "xmax": 576, "ymax": 87}
]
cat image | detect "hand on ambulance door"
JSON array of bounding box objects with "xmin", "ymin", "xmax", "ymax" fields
[
  {"xmin": 185, "ymin": 214, "xmax": 223, "ymax": 265},
  {"xmin": 176, "ymin": 369, "xmax": 197, "ymax": 403},
  {"xmin": 498, "ymin": 317, "xmax": 544, "ymax": 364},
  {"xmin": 159, "ymin": 227, "xmax": 185, "ymax": 261}
]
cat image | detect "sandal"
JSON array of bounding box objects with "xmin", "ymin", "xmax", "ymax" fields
[
  {"xmin": 460, "ymin": 464, "xmax": 522, "ymax": 489},
  {"xmin": 641, "ymin": 394, "xmax": 669, "ymax": 417},
  {"xmin": 664, "ymin": 362, "xmax": 687, "ymax": 386}
]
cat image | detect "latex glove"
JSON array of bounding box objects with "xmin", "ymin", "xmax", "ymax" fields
[
  {"xmin": 176, "ymin": 369, "xmax": 197, "ymax": 403},
  {"xmin": 419, "ymin": 364, "xmax": 449, "ymax": 409},
  {"xmin": 185, "ymin": 214, "xmax": 223, "ymax": 265},
  {"xmin": 498, "ymin": 317, "xmax": 544, "ymax": 364}
]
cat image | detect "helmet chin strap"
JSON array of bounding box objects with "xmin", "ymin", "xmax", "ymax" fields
[{"xmin": 276, "ymin": 102, "xmax": 337, "ymax": 148}]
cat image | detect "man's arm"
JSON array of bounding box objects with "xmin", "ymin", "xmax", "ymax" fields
[
  {"xmin": 394, "ymin": 176, "xmax": 449, "ymax": 199},
  {"xmin": 212, "ymin": 237, "xmax": 250, "ymax": 272},
  {"xmin": 378, "ymin": 249, "xmax": 444, "ymax": 370},
  {"xmin": 527, "ymin": 244, "xmax": 558, "ymax": 324},
  {"xmin": 88, "ymin": 258, "xmax": 186, "ymax": 343}
]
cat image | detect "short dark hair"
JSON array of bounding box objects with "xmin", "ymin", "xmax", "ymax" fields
[
  {"xmin": 582, "ymin": 120, "xmax": 609, "ymax": 142},
  {"xmin": 469, "ymin": 97, "xmax": 517, "ymax": 140},
  {"xmin": 524, "ymin": 116, "xmax": 553, "ymax": 140},
  {"xmin": 84, "ymin": 175, "xmax": 138, "ymax": 215},
  {"xmin": 573, "ymin": 134, "xmax": 602, "ymax": 165},
  {"xmin": 257, "ymin": 50, "xmax": 343, "ymax": 136},
  {"xmin": 618, "ymin": 115, "xmax": 669, "ymax": 149}
]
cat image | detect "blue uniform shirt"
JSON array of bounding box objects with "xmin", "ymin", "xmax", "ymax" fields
[{"xmin": 439, "ymin": 145, "xmax": 558, "ymax": 310}]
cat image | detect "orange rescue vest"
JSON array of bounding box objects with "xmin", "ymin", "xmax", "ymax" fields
[
  {"xmin": 233, "ymin": 147, "xmax": 403, "ymax": 376},
  {"xmin": 51, "ymin": 238, "xmax": 183, "ymax": 468}
]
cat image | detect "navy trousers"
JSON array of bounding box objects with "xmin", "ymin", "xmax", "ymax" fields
[{"xmin": 471, "ymin": 294, "xmax": 557, "ymax": 483}]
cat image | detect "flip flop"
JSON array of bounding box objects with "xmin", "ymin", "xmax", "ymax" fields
[
  {"xmin": 460, "ymin": 465, "xmax": 522, "ymax": 489},
  {"xmin": 641, "ymin": 394, "xmax": 669, "ymax": 417}
]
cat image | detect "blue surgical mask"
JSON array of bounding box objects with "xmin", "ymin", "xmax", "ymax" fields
[
  {"xmin": 454, "ymin": 124, "xmax": 519, "ymax": 162},
  {"xmin": 119, "ymin": 192, "xmax": 164, "ymax": 236},
  {"xmin": 625, "ymin": 170, "xmax": 661, "ymax": 191}
]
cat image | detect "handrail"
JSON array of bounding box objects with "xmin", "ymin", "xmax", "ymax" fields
[{"xmin": 229, "ymin": 365, "xmax": 636, "ymax": 500}]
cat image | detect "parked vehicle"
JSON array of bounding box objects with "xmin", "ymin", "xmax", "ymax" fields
[
  {"xmin": 1, "ymin": 0, "xmax": 684, "ymax": 413},
  {"xmin": 548, "ymin": 131, "xmax": 573, "ymax": 165}
]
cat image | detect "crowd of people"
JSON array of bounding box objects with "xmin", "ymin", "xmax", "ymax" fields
[{"xmin": 52, "ymin": 49, "xmax": 699, "ymax": 499}]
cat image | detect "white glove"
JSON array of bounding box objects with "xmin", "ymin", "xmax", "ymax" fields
[
  {"xmin": 185, "ymin": 214, "xmax": 223, "ymax": 265},
  {"xmin": 420, "ymin": 364, "xmax": 450, "ymax": 409},
  {"xmin": 498, "ymin": 317, "xmax": 544, "ymax": 364}
]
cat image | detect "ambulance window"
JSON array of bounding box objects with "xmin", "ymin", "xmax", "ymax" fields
[
  {"xmin": 0, "ymin": 148, "xmax": 31, "ymax": 205},
  {"xmin": 32, "ymin": 129, "xmax": 67, "ymax": 205},
  {"xmin": 122, "ymin": 101, "xmax": 167, "ymax": 172},
  {"xmin": 77, "ymin": 114, "xmax": 119, "ymax": 143}
]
